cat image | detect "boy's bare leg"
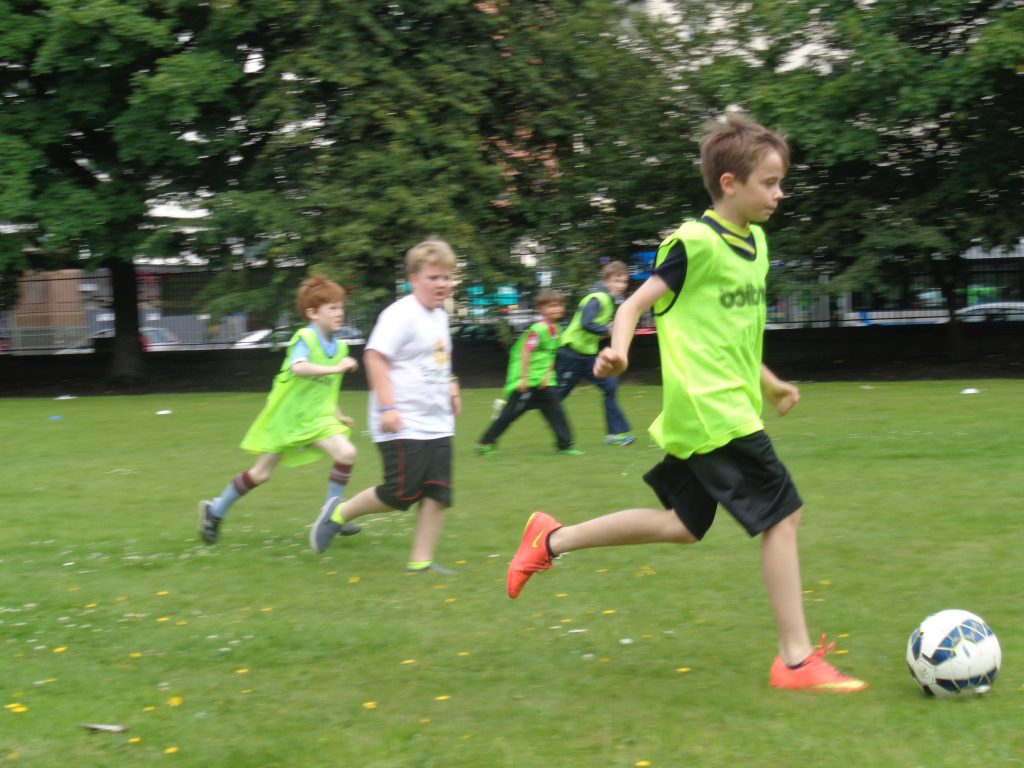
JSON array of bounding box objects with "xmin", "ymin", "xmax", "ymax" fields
[
  {"xmin": 336, "ymin": 486, "xmax": 393, "ymax": 523},
  {"xmin": 549, "ymin": 507, "xmax": 695, "ymax": 554},
  {"xmin": 760, "ymin": 509, "xmax": 813, "ymax": 665},
  {"xmin": 408, "ymin": 496, "xmax": 446, "ymax": 565}
]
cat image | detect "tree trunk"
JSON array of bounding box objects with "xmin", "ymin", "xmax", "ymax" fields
[{"xmin": 105, "ymin": 258, "xmax": 146, "ymax": 384}]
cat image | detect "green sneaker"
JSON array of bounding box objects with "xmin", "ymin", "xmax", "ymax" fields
[
  {"xmin": 558, "ymin": 448, "xmax": 585, "ymax": 456},
  {"xmin": 476, "ymin": 444, "xmax": 497, "ymax": 457}
]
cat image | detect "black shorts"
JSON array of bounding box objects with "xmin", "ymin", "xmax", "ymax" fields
[
  {"xmin": 642, "ymin": 431, "xmax": 802, "ymax": 539},
  {"xmin": 375, "ymin": 437, "xmax": 453, "ymax": 511}
]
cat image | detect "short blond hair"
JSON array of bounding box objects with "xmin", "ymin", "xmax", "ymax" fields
[
  {"xmin": 601, "ymin": 260, "xmax": 629, "ymax": 280},
  {"xmin": 700, "ymin": 114, "xmax": 789, "ymax": 201},
  {"xmin": 405, "ymin": 239, "xmax": 457, "ymax": 274}
]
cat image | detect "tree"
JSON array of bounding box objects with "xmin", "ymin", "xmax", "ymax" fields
[
  {"xmin": 676, "ymin": 0, "xmax": 1024, "ymax": 326},
  {"xmin": 0, "ymin": 0, "xmax": 272, "ymax": 379}
]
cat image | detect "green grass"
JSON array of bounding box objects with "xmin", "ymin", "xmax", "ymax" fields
[{"xmin": 1, "ymin": 380, "xmax": 1022, "ymax": 767}]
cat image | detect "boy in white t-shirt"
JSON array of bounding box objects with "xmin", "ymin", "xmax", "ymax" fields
[{"xmin": 310, "ymin": 240, "xmax": 461, "ymax": 573}]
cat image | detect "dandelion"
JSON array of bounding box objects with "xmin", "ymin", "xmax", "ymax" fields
[
  {"xmin": 157, "ymin": 617, "xmax": 170, "ymax": 623},
  {"xmin": 457, "ymin": 651, "xmax": 470, "ymax": 657},
  {"xmin": 445, "ymin": 597, "xmax": 457, "ymax": 604},
  {"xmin": 419, "ymin": 718, "xmax": 431, "ymax": 724},
  {"xmin": 259, "ymin": 607, "xmax": 273, "ymax": 613},
  {"xmin": 85, "ymin": 603, "xmax": 97, "ymax": 608},
  {"xmin": 143, "ymin": 706, "xmax": 156, "ymax": 712},
  {"xmin": 362, "ymin": 701, "xmax": 378, "ymax": 710},
  {"xmin": 636, "ymin": 761, "xmax": 652, "ymax": 767},
  {"xmin": 602, "ymin": 609, "xmax": 617, "ymax": 615},
  {"xmin": 163, "ymin": 746, "xmax": 178, "ymax": 754},
  {"xmin": 130, "ymin": 652, "xmax": 143, "ymax": 658},
  {"xmin": 434, "ymin": 695, "xmax": 451, "ymax": 702},
  {"xmin": 53, "ymin": 647, "xmax": 67, "ymax": 653},
  {"xmin": 400, "ymin": 659, "xmax": 416, "ymax": 665},
  {"xmin": 156, "ymin": 591, "xmax": 171, "ymax": 596},
  {"xmin": 675, "ymin": 667, "xmax": 692, "ymax": 674},
  {"xmin": 128, "ymin": 737, "xmax": 141, "ymax": 744},
  {"xmin": 348, "ymin": 576, "xmax": 361, "ymax": 584},
  {"xmin": 555, "ymin": 593, "xmax": 569, "ymax": 598},
  {"xmin": 235, "ymin": 668, "xmax": 250, "ymax": 675}
]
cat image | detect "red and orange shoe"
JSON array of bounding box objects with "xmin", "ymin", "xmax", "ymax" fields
[
  {"xmin": 769, "ymin": 635, "xmax": 868, "ymax": 692},
  {"xmin": 507, "ymin": 511, "xmax": 562, "ymax": 599}
]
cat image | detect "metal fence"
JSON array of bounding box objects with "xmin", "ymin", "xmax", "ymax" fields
[{"xmin": 2, "ymin": 256, "xmax": 1022, "ymax": 354}]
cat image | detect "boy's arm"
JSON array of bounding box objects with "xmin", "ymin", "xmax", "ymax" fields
[
  {"xmin": 363, "ymin": 348, "xmax": 402, "ymax": 432},
  {"xmin": 292, "ymin": 357, "xmax": 358, "ymax": 377},
  {"xmin": 760, "ymin": 364, "xmax": 800, "ymax": 416},
  {"xmin": 594, "ymin": 275, "xmax": 669, "ymax": 378}
]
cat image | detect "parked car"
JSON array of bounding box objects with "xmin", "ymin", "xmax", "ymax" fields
[
  {"xmin": 952, "ymin": 302, "xmax": 1024, "ymax": 323},
  {"xmin": 55, "ymin": 326, "xmax": 181, "ymax": 354},
  {"xmin": 232, "ymin": 324, "xmax": 366, "ymax": 350}
]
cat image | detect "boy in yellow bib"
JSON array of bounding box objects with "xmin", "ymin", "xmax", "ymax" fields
[
  {"xmin": 508, "ymin": 115, "xmax": 867, "ymax": 692},
  {"xmin": 198, "ymin": 276, "xmax": 360, "ymax": 544}
]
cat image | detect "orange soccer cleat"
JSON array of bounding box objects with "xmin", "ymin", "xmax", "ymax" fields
[
  {"xmin": 507, "ymin": 511, "xmax": 562, "ymax": 599},
  {"xmin": 769, "ymin": 635, "xmax": 868, "ymax": 692}
]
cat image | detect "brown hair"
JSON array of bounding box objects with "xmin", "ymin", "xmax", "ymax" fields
[
  {"xmin": 534, "ymin": 289, "xmax": 564, "ymax": 308},
  {"xmin": 700, "ymin": 114, "xmax": 789, "ymax": 200},
  {"xmin": 601, "ymin": 260, "xmax": 629, "ymax": 280},
  {"xmin": 406, "ymin": 239, "xmax": 457, "ymax": 274},
  {"xmin": 296, "ymin": 275, "xmax": 346, "ymax": 317}
]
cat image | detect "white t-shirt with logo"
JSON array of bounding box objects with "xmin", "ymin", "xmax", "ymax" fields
[{"xmin": 366, "ymin": 294, "xmax": 454, "ymax": 442}]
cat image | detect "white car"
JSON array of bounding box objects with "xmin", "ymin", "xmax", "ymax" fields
[{"xmin": 953, "ymin": 302, "xmax": 1024, "ymax": 323}]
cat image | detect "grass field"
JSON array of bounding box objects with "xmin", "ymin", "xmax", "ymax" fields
[{"xmin": 1, "ymin": 380, "xmax": 1022, "ymax": 767}]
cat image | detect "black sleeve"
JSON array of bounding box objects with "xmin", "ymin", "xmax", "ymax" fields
[
  {"xmin": 579, "ymin": 296, "xmax": 608, "ymax": 335},
  {"xmin": 653, "ymin": 239, "xmax": 687, "ymax": 294}
]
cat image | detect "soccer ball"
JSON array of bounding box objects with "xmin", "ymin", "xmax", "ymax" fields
[{"xmin": 906, "ymin": 609, "xmax": 1001, "ymax": 698}]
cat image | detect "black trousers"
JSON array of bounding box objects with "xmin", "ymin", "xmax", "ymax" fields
[{"xmin": 479, "ymin": 387, "xmax": 573, "ymax": 451}]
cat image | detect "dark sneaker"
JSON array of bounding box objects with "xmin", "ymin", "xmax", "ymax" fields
[
  {"xmin": 197, "ymin": 500, "xmax": 222, "ymax": 545},
  {"xmin": 340, "ymin": 522, "xmax": 362, "ymax": 536},
  {"xmin": 310, "ymin": 497, "xmax": 344, "ymax": 553},
  {"xmin": 405, "ymin": 562, "xmax": 456, "ymax": 575}
]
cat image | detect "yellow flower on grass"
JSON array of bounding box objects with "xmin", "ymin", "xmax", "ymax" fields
[
  {"xmin": 156, "ymin": 591, "xmax": 170, "ymax": 596},
  {"xmin": 259, "ymin": 607, "xmax": 273, "ymax": 613},
  {"xmin": 457, "ymin": 651, "xmax": 470, "ymax": 657},
  {"xmin": 401, "ymin": 659, "xmax": 416, "ymax": 665},
  {"xmin": 130, "ymin": 652, "xmax": 143, "ymax": 659},
  {"xmin": 434, "ymin": 695, "xmax": 451, "ymax": 702},
  {"xmin": 675, "ymin": 667, "xmax": 692, "ymax": 674},
  {"xmin": 362, "ymin": 701, "xmax": 378, "ymax": 710},
  {"xmin": 168, "ymin": 696, "xmax": 183, "ymax": 707},
  {"xmin": 143, "ymin": 706, "xmax": 156, "ymax": 712},
  {"xmin": 602, "ymin": 610, "xmax": 617, "ymax": 615},
  {"xmin": 636, "ymin": 761, "xmax": 652, "ymax": 767},
  {"xmin": 235, "ymin": 668, "xmax": 250, "ymax": 675},
  {"xmin": 53, "ymin": 647, "xmax": 67, "ymax": 653},
  {"xmin": 348, "ymin": 576, "xmax": 360, "ymax": 584},
  {"xmin": 85, "ymin": 603, "xmax": 97, "ymax": 608},
  {"xmin": 128, "ymin": 737, "xmax": 141, "ymax": 744},
  {"xmin": 157, "ymin": 617, "xmax": 170, "ymax": 623},
  {"xmin": 163, "ymin": 746, "xmax": 178, "ymax": 754}
]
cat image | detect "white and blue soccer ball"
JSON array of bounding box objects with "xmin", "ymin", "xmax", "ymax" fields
[{"xmin": 907, "ymin": 609, "xmax": 1001, "ymax": 698}]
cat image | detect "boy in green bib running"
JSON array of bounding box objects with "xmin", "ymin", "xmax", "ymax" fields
[
  {"xmin": 508, "ymin": 115, "xmax": 867, "ymax": 693},
  {"xmin": 477, "ymin": 289, "xmax": 579, "ymax": 456},
  {"xmin": 197, "ymin": 276, "xmax": 360, "ymax": 545}
]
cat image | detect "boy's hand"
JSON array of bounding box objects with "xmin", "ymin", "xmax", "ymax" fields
[
  {"xmin": 338, "ymin": 357, "xmax": 359, "ymax": 374},
  {"xmin": 594, "ymin": 347, "xmax": 627, "ymax": 378},
  {"xmin": 379, "ymin": 409, "xmax": 403, "ymax": 433},
  {"xmin": 765, "ymin": 379, "xmax": 800, "ymax": 416}
]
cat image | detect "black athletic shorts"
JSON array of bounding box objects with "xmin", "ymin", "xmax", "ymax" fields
[
  {"xmin": 642, "ymin": 431, "xmax": 802, "ymax": 539},
  {"xmin": 375, "ymin": 437, "xmax": 453, "ymax": 511}
]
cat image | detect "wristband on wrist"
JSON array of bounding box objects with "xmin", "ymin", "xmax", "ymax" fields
[{"xmin": 377, "ymin": 405, "xmax": 397, "ymax": 413}]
